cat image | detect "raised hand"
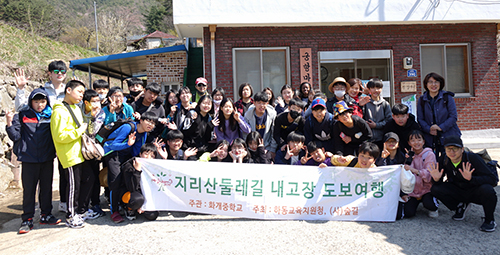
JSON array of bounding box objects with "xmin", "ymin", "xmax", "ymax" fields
[
  {"xmin": 132, "ymin": 112, "xmax": 141, "ymax": 120},
  {"xmin": 212, "ymin": 117, "xmax": 220, "ymax": 127},
  {"xmin": 381, "ymin": 143, "xmax": 390, "ymax": 159},
  {"xmin": 358, "ymin": 95, "xmax": 371, "ymax": 106},
  {"xmin": 300, "ymin": 150, "xmax": 312, "ymax": 165},
  {"xmin": 133, "ymin": 158, "xmax": 142, "ymax": 172},
  {"xmin": 428, "ymin": 162, "xmax": 444, "ymax": 182},
  {"xmin": 233, "ymin": 111, "xmax": 242, "ymax": 122},
  {"xmin": 458, "ymin": 161, "xmax": 475, "ymax": 181},
  {"xmin": 276, "ymin": 96, "xmax": 284, "ymax": 107},
  {"xmin": 5, "ymin": 110, "xmax": 14, "ymax": 126},
  {"xmin": 166, "ymin": 122, "xmax": 177, "ymax": 130},
  {"xmin": 184, "ymin": 147, "xmax": 198, "ymax": 159},
  {"xmin": 284, "ymin": 145, "xmax": 294, "ymax": 160},
  {"xmin": 127, "ymin": 131, "xmax": 137, "ymax": 146},
  {"xmin": 14, "ymin": 69, "xmax": 30, "ymax": 90}
]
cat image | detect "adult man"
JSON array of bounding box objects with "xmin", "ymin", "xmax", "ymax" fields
[
  {"xmin": 430, "ymin": 136, "xmax": 498, "ymax": 232},
  {"xmin": 193, "ymin": 77, "xmax": 209, "ymax": 103}
]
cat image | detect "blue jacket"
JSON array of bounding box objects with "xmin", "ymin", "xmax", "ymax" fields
[
  {"xmin": 6, "ymin": 88, "xmax": 55, "ymax": 163},
  {"xmin": 417, "ymin": 90, "xmax": 461, "ymax": 147},
  {"xmin": 103, "ymin": 122, "xmax": 147, "ymax": 158},
  {"xmin": 103, "ymin": 102, "xmax": 134, "ymax": 125}
]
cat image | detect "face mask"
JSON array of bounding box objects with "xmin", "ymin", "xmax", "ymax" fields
[
  {"xmin": 334, "ymin": 90, "xmax": 345, "ymax": 98},
  {"xmin": 289, "ymin": 110, "xmax": 300, "ymax": 119},
  {"xmin": 129, "ymin": 90, "xmax": 141, "ymax": 97},
  {"xmin": 213, "ymin": 99, "xmax": 222, "ymax": 105},
  {"xmin": 98, "ymin": 94, "xmax": 106, "ymax": 100}
]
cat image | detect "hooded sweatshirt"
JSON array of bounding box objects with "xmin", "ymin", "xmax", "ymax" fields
[{"xmin": 408, "ymin": 147, "xmax": 436, "ymax": 198}]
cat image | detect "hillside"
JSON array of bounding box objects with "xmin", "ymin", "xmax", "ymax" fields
[{"xmin": 0, "ymin": 21, "xmax": 101, "ymax": 82}]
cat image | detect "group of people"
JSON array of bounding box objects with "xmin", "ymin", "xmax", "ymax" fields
[{"xmin": 6, "ymin": 60, "xmax": 498, "ymax": 235}]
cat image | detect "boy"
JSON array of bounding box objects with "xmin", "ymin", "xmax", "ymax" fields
[
  {"xmin": 363, "ymin": 78, "xmax": 391, "ymax": 150},
  {"xmin": 273, "ymin": 98, "xmax": 306, "ymax": 148},
  {"xmin": 131, "ymin": 82, "xmax": 167, "ymax": 142},
  {"xmin": 332, "ymin": 101, "xmax": 372, "ymax": 156},
  {"xmin": 6, "ymin": 89, "xmax": 60, "ymax": 234},
  {"xmin": 376, "ymin": 132, "xmax": 405, "ymax": 166},
  {"xmin": 295, "ymin": 141, "xmax": 332, "ymax": 168},
  {"xmin": 103, "ymin": 111, "xmax": 158, "ymax": 223},
  {"xmin": 275, "ymin": 132, "xmax": 306, "ymax": 165},
  {"xmin": 80, "ymin": 89, "xmax": 106, "ymax": 218},
  {"xmin": 383, "ymin": 103, "xmax": 420, "ymax": 152},
  {"xmin": 430, "ymin": 136, "xmax": 498, "ymax": 232},
  {"xmin": 50, "ymin": 80, "xmax": 89, "ymax": 228},
  {"xmin": 119, "ymin": 143, "xmax": 161, "ymax": 221},
  {"xmin": 193, "ymin": 77, "xmax": 209, "ymax": 103},
  {"xmin": 244, "ymin": 92, "xmax": 278, "ymax": 156},
  {"xmin": 325, "ymin": 77, "xmax": 356, "ymax": 114},
  {"xmin": 330, "ymin": 142, "xmax": 380, "ymax": 168},
  {"xmin": 125, "ymin": 78, "xmax": 144, "ymax": 104},
  {"xmin": 93, "ymin": 79, "xmax": 110, "ymax": 105},
  {"xmin": 304, "ymin": 98, "xmax": 336, "ymax": 153},
  {"xmin": 164, "ymin": 130, "xmax": 198, "ymax": 160}
]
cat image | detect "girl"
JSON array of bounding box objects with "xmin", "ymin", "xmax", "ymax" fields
[
  {"xmin": 245, "ymin": 131, "xmax": 271, "ymax": 164},
  {"xmin": 163, "ymin": 89, "xmax": 179, "ymax": 122},
  {"xmin": 263, "ymin": 87, "xmax": 276, "ymax": 107},
  {"xmin": 229, "ymin": 138, "xmax": 253, "ymax": 163},
  {"xmin": 103, "ymin": 87, "xmax": 134, "ymax": 125},
  {"xmin": 235, "ymin": 83, "xmax": 254, "ymax": 116},
  {"xmin": 211, "ymin": 87, "xmax": 226, "ymax": 117},
  {"xmin": 214, "ymin": 98, "xmax": 251, "ymax": 143},
  {"xmin": 275, "ymin": 84, "xmax": 294, "ymax": 115},
  {"xmin": 299, "ymin": 82, "xmax": 311, "ymax": 104},
  {"xmin": 398, "ymin": 130, "xmax": 438, "ymax": 219},
  {"xmin": 346, "ymin": 78, "xmax": 369, "ymax": 118},
  {"xmin": 198, "ymin": 140, "xmax": 231, "ymax": 162},
  {"xmin": 183, "ymin": 95, "xmax": 216, "ymax": 156},
  {"xmin": 173, "ymin": 87, "xmax": 196, "ymax": 132}
]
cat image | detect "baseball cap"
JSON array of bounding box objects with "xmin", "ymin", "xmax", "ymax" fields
[
  {"xmin": 384, "ymin": 132, "xmax": 400, "ymax": 143},
  {"xmin": 443, "ymin": 135, "xmax": 463, "ymax": 148},
  {"xmin": 311, "ymin": 98, "xmax": 326, "ymax": 109},
  {"xmin": 195, "ymin": 77, "xmax": 208, "ymax": 86}
]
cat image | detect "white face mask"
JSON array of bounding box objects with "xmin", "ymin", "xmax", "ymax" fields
[
  {"xmin": 213, "ymin": 99, "xmax": 222, "ymax": 105},
  {"xmin": 98, "ymin": 94, "xmax": 106, "ymax": 100},
  {"xmin": 334, "ymin": 90, "xmax": 345, "ymax": 98}
]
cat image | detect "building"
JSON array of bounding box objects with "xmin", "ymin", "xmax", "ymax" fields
[{"xmin": 173, "ymin": 0, "xmax": 500, "ymax": 130}]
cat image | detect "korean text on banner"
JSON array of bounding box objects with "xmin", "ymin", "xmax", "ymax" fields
[{"xmin": 138, "ymin": 159, "xmax": 402, "ymax": 222}]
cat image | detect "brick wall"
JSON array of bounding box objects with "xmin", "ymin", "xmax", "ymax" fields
[
  {"xmin": 203, "ymin": 23, "xmax": 500, "ymax": 131},
  {"xmin": 147, "ymin": 51, "xmax": 187, "ymax": 84}
]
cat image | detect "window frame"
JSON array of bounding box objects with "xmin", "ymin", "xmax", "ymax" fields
[
  {"xmin": 232, "ymin": 47, "xmax": 291, "ymax": 100},
  {"xmin": 419, "ymin": 43, "xmax": 473, "ymax": 97}
]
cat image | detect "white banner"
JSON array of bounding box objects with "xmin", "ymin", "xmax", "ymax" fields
[{"xmin": 138, "ymin": 159, "xmax": 402, "ymax": 221}]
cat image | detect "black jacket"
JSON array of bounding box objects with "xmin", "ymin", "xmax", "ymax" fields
[
  {"xmin": 382, "ymin": 113, "xmax": 420, "ymax": 152},
  {"xmin": 332, "ymin": 115, "xmax": 372, "ymax": 156}
]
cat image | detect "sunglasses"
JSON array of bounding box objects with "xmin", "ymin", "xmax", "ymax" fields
[
  {"xmin": 53, "ymin": 70, "xmax": 67, "ymax": 74},
  {"xmin": 197, "ymin": 83, "xmax": 207, "ymax": 87}
]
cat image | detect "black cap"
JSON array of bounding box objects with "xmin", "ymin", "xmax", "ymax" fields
[
  {"xmin": 443, "ymin": 135, "xmax": 463, "ymax": 148},
  {"xmin": 384, "ymin": 132, "xmax": 399, "ymax": 142}
]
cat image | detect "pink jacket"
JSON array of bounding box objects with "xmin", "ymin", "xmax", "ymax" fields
[{"xmin": 408, "ymin": 148, "xmax": 436, "ymax": 198}]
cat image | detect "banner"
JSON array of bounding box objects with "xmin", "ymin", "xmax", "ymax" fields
[{"xmin": 138, "ymin": 159, "xmax": 402, "ymax": 221}]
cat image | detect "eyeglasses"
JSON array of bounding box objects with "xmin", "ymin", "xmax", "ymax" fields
[
  {"xmin": 428, "ymin": 81, "xmax": 440, "ymax": 85},
  {"xmin": 445, "ymin": 147, "xmax": 461, "ymax": 153},
  {"xmin": 197, "ymin": 83, "xmax": 207, "ymax": 87},
  {"xmin": 109, "ymin": 95, "xmax": 124, "ymax": 99},
  {"xmin": 53, "ymin": 70, "xmax": 67, "ymax": 74}
]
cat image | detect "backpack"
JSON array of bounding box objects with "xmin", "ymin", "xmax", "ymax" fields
[
  {"xmin": 95, "ymin": 118, "xmax": 136, "ymax": 145},
  {"xmin": 445, "ymin": 149, "xmax": 499, "ymax": 187}
]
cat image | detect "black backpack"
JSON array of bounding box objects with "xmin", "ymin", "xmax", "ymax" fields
[
  {"xmin": 95, "ymin": 118, "xmax": 136, "ymax": 145},
  {"xmin": 445, "ymin": 149, "xmax": 499, "ymax": 187}
]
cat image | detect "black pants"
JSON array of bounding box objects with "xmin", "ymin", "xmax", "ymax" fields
[
  {"xmin": 104, "ymin": 152, "xmax": 122, "ymax": 213},
  {"xmin": 21, "ymin": 161, "xmax": 54, "ymax": 221},
  {"xmin": 58, "ymin": 160, "xmax": 67, "ymax": 203},
  {"xmin": 65, "ymin": 161, "xmax": 94, "ymax": 217},
  {"xmin": 87, "ymin": 158, "xmax": 101, "ymax": 207},
  {"xmin": 397, "ymin": 193, "xmax": 438, "ymax": 219},
  {"xmin": 431, "ymin": 182, "xmax": 497, "ymax": 221}
]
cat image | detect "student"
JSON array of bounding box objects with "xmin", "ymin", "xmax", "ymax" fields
[
  {"xmin": 183, "ymin": 95, "xmax": 216, "ymax": 156},
  {"xmin": 125, "ymin": 78, "xmax": 144, "ymax": 104},
  {"xmin": 430, "ymin": 136, "xmax": 498, "ymax": 232},
  {"xmin": 14, "ymin": 60, "xmax": 67, "ymax": 110},
  {"xmin": 198, "ymin": 140, "xmax": 232, "ymax": 162},
  {"xmin": 50, "ymin": 80, "xmax": 89, "ymax": 228},
  {"xmin": 346, "ymin": 78, "xmax": 370, "ymax": 118},
  {"xmin": 6, "ymin": 89, "xmax": 60, "ymax": 234},
  {"xmin": 263, "ymin": 87, "xmax": 276, "ymax": 107},
  {"xmin": 102, "ymin": 111, "xmax": 157, "ymax": 223},
  {"xmin": 398, "ymin": 130, "xmax": 438, "ymax": 219},
  {"xmin": 229, "ymin": 138, "xmax": 253, "ymax": 163},
  {"xmin": 119, "ymin": 143, "xmax": 160, "ymax": 221},
  {"xmin": 211, "ymin": 87, "xmax": 226, "ymax": 116},
  {"xmin": 304, "ymin": 98, "xmax": 336, "ymax": 153},
  {"xmin": 235, "ymin": 83, "xmax": 254, "ymax": 116},
  {"xmin": 304, "ymin": 91, "xmax": 327, "ymax": 118},
  {"xmin": 193, "ymin": 77, "xmax": 210, "ymax": 103},
  {"xmin": 103, "ymin": 87, "xmax": 135, "ymax": 125},
  {"xmin": 80, "ymin": 89, "xmax": 106, "ymax": 219},
  {"xmin": 165, "ymin": 130, "xmax": 198, "ymax": 160},
  {"xmin": 93, "ymin": 79, "xmax": 110, "ymax": 105},
  {"xmin": 246, "ymin": 131, "xmax": 271, "ymax": 164},
  {"xmin": 330, "ymin": 142, "xmax": 380, "ymax": 168},
  {"xmin": 383, "ymin": 103, "xmax": 420, "ymax": 152},
  {"xmin": 299, "ymin": 82, "xmax": 311, "ymax": 103},
  {"xmin": 244, "ymin": 92, "xmax": 278, "ymax": 156},
  {"xmin": 294, "ymin": 141, "xmax": 332, "ymax": 168},
  {"xmin": 275, "ymin": 132, "xmax": 306, "ymax": 165},
  {"xmin": 131, "ymin": 82, "xmax": 166, "ymax": 142},
  {"xmin": 172, "ymin": 87, "xmax": 197, "ymax": 134},
  {"xmin": 332, "ymin": 101, "xmax": 372, "ymax": 156},
  {"xmin": 273, "ymin": 98, "xmax": 306, "ymax": 149},
  {"xmin": 275, "ymin": 84, "xmax": 294, "ymax": 115},
  {"xmin": 214, "ymin": 98, "xmax": 251, "ymax": 144},
  {"xmin": 326, "ymin": 77, "xmax": 357, "ymax": 114},
  {"xmin": 163, "ymin": 89, "xmax": 179, "ymax": 123},
  {"xmin": 363, "ymin": 78, "xmax": 392, "ymax": 150},
  {"xmin": 376, "ymin": 132, "xmax": 405, "ymax": 166}
]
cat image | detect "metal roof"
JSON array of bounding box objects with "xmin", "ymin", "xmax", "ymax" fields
[{"xmin": 70, "ymin": 45, "xmax": 187, "ymax": 80}]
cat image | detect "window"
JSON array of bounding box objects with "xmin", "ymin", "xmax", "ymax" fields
[
  {"xmin": 420, "ymin": 43, "xmax": 472, "ymax": 96},
  {"xmin": 161, "ymin": 82, "xmax": 180, "ymax": 95},
  {"xmin": 233, "ymin": 47, "xmax": 290, "ymax": 99}
]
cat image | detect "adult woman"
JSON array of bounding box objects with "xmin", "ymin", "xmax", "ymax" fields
[
  {"xmin": 417, "ymin": 72, "xmax": 461, "ymax": 156},
  {"xmin": 103, "ymin": 87, "xmax": 134, "ymax": 125},
  {"xmin": 235, "ymin": 83, "xmax": 254, "ymax": 116}
]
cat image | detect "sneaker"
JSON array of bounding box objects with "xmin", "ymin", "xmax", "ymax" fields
[
  {"xmin": 65, "ymin": 215, "xmax": 85, "ymax": 229},
  {"xmin": 452, "ymin": 203, "xmax": 471, "ymax": 221},
  {"xmin": 40, "ymin": 214, "xmax": 61, "ymax": 225},
  {"xmin": 59, "ymin": 202, "xmax": 67, "ymax": 213},
  {"xmin": 428, "ymin": 210, "xmax": 439, "ymax": 218},
  {"xmin": 18, "ymin": 219, "xmax": 34, "ymax": 234},
  {"xmin": 90, "ymin": 205, "xmax": 106, "ymax": 218},
  {"xmin": 111, "ymin": 211, "xmax": 124, "ymax": 223},
  {"xmin": 125, "ymin": 209, "xmax": 136, "ymax": 221},
  {"xmin": 83, "ymin": 209, "xmax": 100, "ymax": 220},
  {"xmin": 480, "ymin": 220, "xmax": 497, "ymax": 232}
]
